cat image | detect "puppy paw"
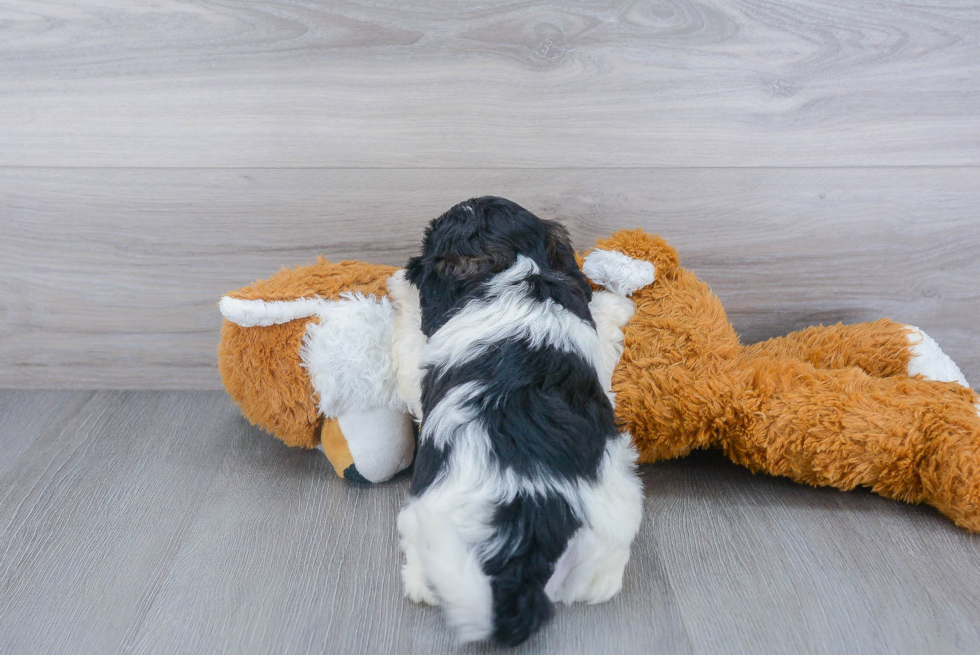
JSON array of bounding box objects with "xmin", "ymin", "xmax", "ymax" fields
[
  {"xmin": 405, "ymin": 582, "xmax": 440, "ymax": 606},
  {"xmin": 402, "ymin": 563, "xmax": 440, "ymax": 606},
  {"xmin": 906, "ymin": 326, "xmax": 970, "ymax": 388},
  {"xmin": 581, "ymin": 566, "xmax": 625, "ymax": 605},
  {"xmin": 578, "ymin": 545, "xmax": 631, "ymax": 605}
]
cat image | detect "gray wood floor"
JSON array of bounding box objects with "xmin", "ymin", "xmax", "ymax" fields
[{"xmin": 1, "ymin": 390, "xmax": 979, "ymax": 654}]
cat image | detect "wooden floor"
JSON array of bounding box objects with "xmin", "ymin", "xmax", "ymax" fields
[{"xmin": 1, "ymin": 390, "xmax": 978, "ymax": 654}]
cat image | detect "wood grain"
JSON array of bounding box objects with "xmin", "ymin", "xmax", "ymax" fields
[
  {"xmin": 1, "ymin": 167, "xmax": 977, "ymax": 388},
  {"xmin": 2, "ymin": 391, "xmax": 980, "ymax": 653},
  {"xmin": 1, "ymin": 0, "xmax": 978, "ymax": 167},
  {"xmin": 0, "ymin": 391, "xmax": 234, "ymax": 654}
]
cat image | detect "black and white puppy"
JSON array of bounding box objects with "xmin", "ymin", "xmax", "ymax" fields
[{"xmin": 387, "ymin": 197, "xmax": 642, "ymax": 646}]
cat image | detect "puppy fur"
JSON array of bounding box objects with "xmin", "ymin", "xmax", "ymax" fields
[{"xmin": 394, "ymin": 197, "xmax": 643, "ymax": 646}]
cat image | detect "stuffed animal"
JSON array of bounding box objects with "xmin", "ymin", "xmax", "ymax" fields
[
  {"xmin": 218, "ymin": 259, "xmax": 415, "ymax": 483},
  {"xmin": 218, "ymin": 229, "xmax": 980, "ymax": 531}
]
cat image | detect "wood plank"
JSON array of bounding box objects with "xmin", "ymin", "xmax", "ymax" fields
[
  {"xmin": 0, "ymin": 391, "xmax": 234, "ymax": 654},
  {"xmin": 647, "ymin": 451, "xmax": 980, "ymax": 653},
  {"xmin": 3, "ymin": 391, "xmax": 980, "ymax": 653},
  {"xmin": 1, "ymin": 0, "xmax": 978, "ymax": 167},
  {"xmin": 1, "ymin": 167, "xmax": 977, "ymax": 388},
  {"xmin": 0, "ymin": 390, "xmax": 93, "ymax": 477},
  {"xmin": 125, "ymin": 398, "xmax": 690, "ymax": 654}
]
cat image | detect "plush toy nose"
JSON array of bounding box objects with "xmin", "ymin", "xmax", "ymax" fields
[{"xmin": 319, "ymin": 408, "xmax": 415, "ymax": 483}]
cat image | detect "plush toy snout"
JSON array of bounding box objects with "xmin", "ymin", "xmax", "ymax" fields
[{"xmin": 319, "ymin": 409, "xmax": 415, "ymax": 483}]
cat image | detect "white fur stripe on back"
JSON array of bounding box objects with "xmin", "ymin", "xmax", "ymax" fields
[{"xmin": 423, "ymin": 256, "xmax": 602, "ymax": 373}]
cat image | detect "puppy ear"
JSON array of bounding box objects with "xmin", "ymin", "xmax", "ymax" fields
[
  {"xmin": 436, "ymin": 254, "xmax": 485, "ymax": 279},
  {"xmin": 437, "ymin": 250, "xmax": 513, "ymax": 280},
  {"xmin": 543, "ymin": 220, "xmax": 579, "ymax": 275},
  {"xmin": 405, "ymin": 255, "xmax": 424, "ymax": 287}
]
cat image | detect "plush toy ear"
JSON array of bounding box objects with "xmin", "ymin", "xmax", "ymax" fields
[{"xmin": 582, "ymin": 249, "xmax": 656, "ymax": 297}]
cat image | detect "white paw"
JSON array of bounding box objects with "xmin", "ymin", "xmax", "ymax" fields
[
  {"xmin": 906, "ymin": 326, "xmax": 970, "ymax": 388},
  {"xmin": 579, "ymin": 548, "xmax": 629, "ymax": 605},
  {"xmin": 582, "ymin": 570, "xmax": 624, "ymax": 605},
  {"xmin": 402, "ymin": 563, "xmax": 440, "ymax": 606}
]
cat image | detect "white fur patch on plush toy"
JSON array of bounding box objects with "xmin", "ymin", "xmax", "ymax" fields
[
  {"xmin": 300, "ymin": 293, "xmax": 405, "ymax": 416},
  {"xmin": 582, "ymin": 249, "xmax": 656, "ymax": 297},
  {"xmin": 906, "ymin": 325, "xmax": 970, "ymax": 388}
]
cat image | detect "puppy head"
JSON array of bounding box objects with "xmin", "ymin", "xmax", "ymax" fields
[{"xmin": 406, "ymin": 196, "xmax": 588, "ymax": 335}]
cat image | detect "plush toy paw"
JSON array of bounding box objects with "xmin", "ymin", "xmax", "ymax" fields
[{"xmin": 905, "ymin": 325, "xmax": 970, "ymax": 388}]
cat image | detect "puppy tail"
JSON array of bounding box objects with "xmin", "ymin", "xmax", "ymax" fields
[
  {"xmin": 411, "ymin": 504, "xmax": 494, "ymax": 644},
  {"xmin": 488, "ymin": 558, "xmax": 554, "ymax": 647},
  {"xmin": 485, "ymin": 494, "xmax": 578, "ymax": 647}
]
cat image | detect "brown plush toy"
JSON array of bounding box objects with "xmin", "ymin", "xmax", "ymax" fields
[
  {"xmin": 218, "ymin": 229, "xmax": 980, "ymax": 530},
  {"xmin": 218, "ymin": 258, "xmax": 415, "ymax": 483}
]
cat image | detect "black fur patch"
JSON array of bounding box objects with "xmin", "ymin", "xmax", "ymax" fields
[
  {"xmin": 409, "ymin": 438, "xmax": 451, "ymax": 496},
  {"xmin": 482, "ymin": 493, "xmax": 581, "ymax": 646},
  {"xmin": 406, "ymin": 196, "xmax": 592, "ymax": 336},
  {"xmin": 422, "ymin": 338, "xmax": 616, "ymax": 483}
]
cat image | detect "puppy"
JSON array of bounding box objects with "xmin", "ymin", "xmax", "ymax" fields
[{"xmin": 389, "ymin": 197, "xmax": 643, "ymax": 646}]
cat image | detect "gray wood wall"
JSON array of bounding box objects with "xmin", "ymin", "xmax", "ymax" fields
[{"xmin": 2, "ymin": 0, "xmax": 978, "ymax": 389}]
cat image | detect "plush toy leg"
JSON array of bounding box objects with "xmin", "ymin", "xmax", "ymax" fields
[
  {"xmin": 741, "ymin": 319, "xmax": 913, "ymax": 378},
  {"xmin": 320, "ymin": 409, "xmax": 415, "ymax": 483},
  {"xmin": 728, "ymin": 357, "xmax": 980, "ymax": 531},
  {"xmin": 742, "ymin": 320, "xmax": 970, "ymax": 387}
]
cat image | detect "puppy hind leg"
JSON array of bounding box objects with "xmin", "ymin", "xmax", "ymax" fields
[
  {"xmin": 549, "ymin": 434, "xmax": 643, "ymax": 605},
  {"xmin": 397, "ymin": 504, "xmax": 440, "ymax": 606}
]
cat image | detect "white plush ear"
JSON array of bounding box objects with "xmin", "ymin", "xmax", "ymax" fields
[
  {"xmin": 219, "ymin": 295, "xmax": 332, "ymax": 327},
  {"xmin": 588, "ymin": 290, "xmax": 635, "ymax": 400},
  {"xmin": 387, "ymin": 270, "xmax": 426, "ymax": 419},
  {"xmin": 582, "ymin": 249, "xmax": 655, "ymax": 297}
]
